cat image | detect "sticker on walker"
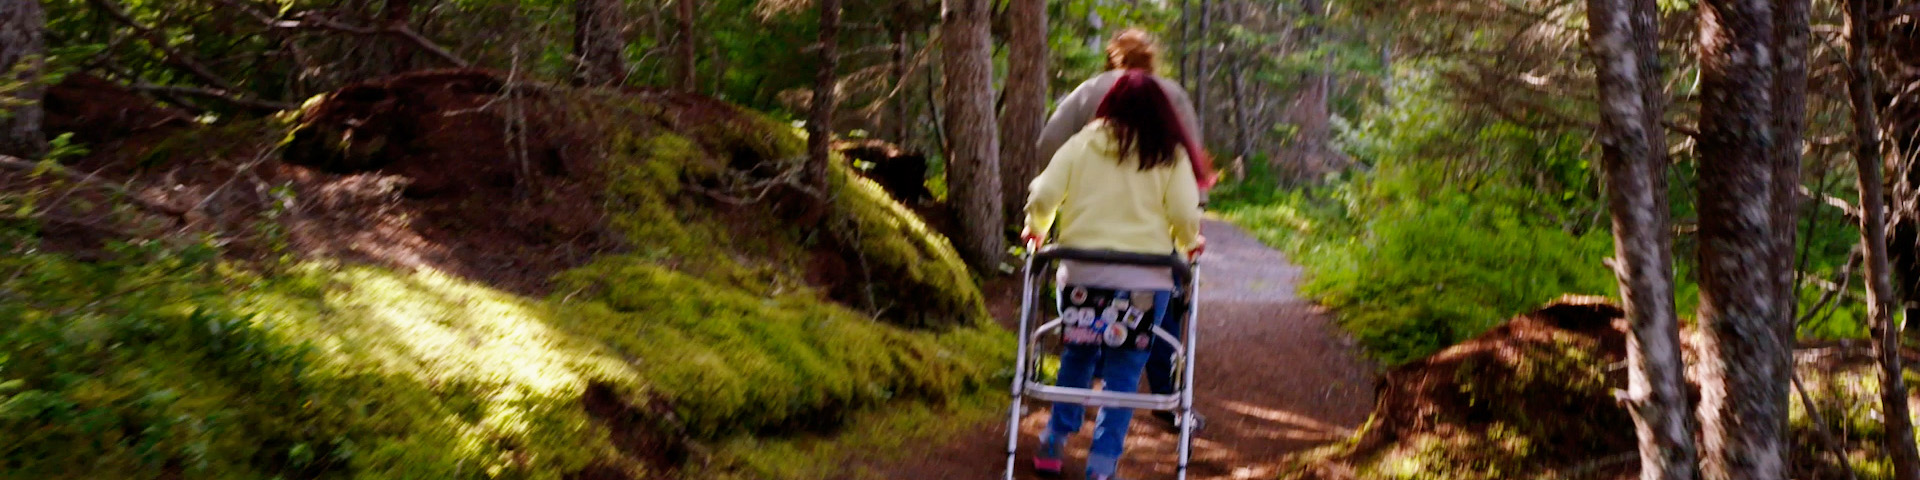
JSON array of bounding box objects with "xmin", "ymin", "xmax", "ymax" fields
[{"xmin": 1057, "ymin": 286, "xmax": 1158, "ymax": 350}]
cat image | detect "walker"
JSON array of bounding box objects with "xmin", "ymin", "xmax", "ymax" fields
[{"xmin": 1002, "ymin": 246, "xmax": 1201, "ymax": 480}]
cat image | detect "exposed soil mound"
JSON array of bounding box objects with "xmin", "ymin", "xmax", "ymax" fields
[
  {"xmin": 269, "ymin": 70, "xmax": 611, "ymax": 294},
  {"xmin": 1291, "ymin": 296, "xmax": 1636, "ymax": 480}
]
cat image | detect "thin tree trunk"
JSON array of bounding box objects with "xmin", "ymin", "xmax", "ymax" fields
[
  {"xmin": 1766, "ymin": 3, "xmax": 1811, "ymax": 470},
  {"xmin": 889, "ymin": 9, "xmax": 912, "ymax": 145},
  {"xmin": 1179, "ymin": 0, "xmax": 1191, "ymax": 84},
  {"xmin": 1231, "ymin": 52, "xmax": 1252, "ymax": 164},
  {"xmin": 383, "ymin": 0, "xmax": 415, "ymax": 76},
  {"xmin": 1846, "ymin": 0, "xmax": 1920, "ymax": 476},
  {"xmin": 1587, "ymin": 0, "xmax": 1697, "ymax": 477},
  {"xmin": 1771, "ymin": 0, "xmax": 1807, "ymax": 341},
  {"xmin": 674, "ymin": 0, "xmax": 697, "ymax": 92},
  {"xmin": 1693, "ymin": 0, "xmax": 1789, "ymax": 478},
  {"xmin": 999, "ymin": 0, "xmax": 1046, "ymax": 223},
  {"xmin": 0, "ymin": 0, "xmax": 45, "ymax": 159},
  {"xmin": 1276, "ymin": 0, "xmax": 1331, "ymax": 182},
  {"xmin": 806, "ymin": 0, "xmax": 840, "ymax": 193},
  {"xmin": 574, "ymin": 0, "xmax": 627, "ymax": 86},
  {"xmin": 1195, "ymin": 0, "xmax": 1211, "ymax": 145},
  {"xmin": 940, "ymin": 0, "xmax": 1005, "ymax": 268}
]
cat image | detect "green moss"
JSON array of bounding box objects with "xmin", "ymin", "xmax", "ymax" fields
[
  {"xmin": 696, "ymin": 390, "xmax": 1007, "ymax": 480},
  {"xmin": 2, "ymin": 90, "xmax": 1007, "ymax": 478},
  {"xmin": 824, "ymin": 164, "xmax": 989, "ymax": 327}
]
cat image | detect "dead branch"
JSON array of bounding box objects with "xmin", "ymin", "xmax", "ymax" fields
[
  {"xmin": 1802, "ymin": 185, "xmax": 1864, "ymax": 220},
  {"xmin": 1800, "ymin": 246, "xmax": 1865, "ymax": 327},
  {"xmin": 85, "ymin": 0, "xmax": 243, "ymax": 92},
  {"xmin": 1881, "ymin": 4, "xmax": 1920, "ymax": 21},
  {"xmin": 274, "ymin": 11, "xmax": 472, "ymax": 68},
  {"xmin": 1792, "ymin": 371, "xmax": 1862, "ymax": 480},
  {"xmin": 127, "ymin": 82, "xmax": 298, "ymax": 112},
  {"xmin": 206, "ymin": 0, "xmax": 471, "ymax": 69},
  {"xmin": 0, "ymin": 155, "xmax": 186, "ymax": 217}
]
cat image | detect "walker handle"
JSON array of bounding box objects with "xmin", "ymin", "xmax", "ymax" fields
[{"xmin": 1030, "ymin": 246, "xmax": 1194, "ymax": 282}]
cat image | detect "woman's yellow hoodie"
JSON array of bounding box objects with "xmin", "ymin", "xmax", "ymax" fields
[{"xmin": 1024, "ymin": 120, "xmax": 1204, "ymax": 257}]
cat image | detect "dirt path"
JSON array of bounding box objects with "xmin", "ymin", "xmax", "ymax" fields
[{"xmin": 868, "ymin": 220, "xmax": 1376, "ymax": 479}]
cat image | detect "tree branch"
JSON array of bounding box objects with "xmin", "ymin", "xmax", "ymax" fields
[
  {"xmin": 126, "ymin": 82, "xmax": 298, "ymax": 112},
  {"xmin": 0, "ymin": 155, "xmax": 186, "ymax": 217},
  {"xmin": 1803, "ymin": 185, "xmax": 1863, "ymax": 220},
  {"xmin": 85, "ymin": 0, "xmax": 243, "ymax": 92},
  {"xmin": 274, "ymin": 11, "xmax": 471, "ymax": 68},
  {"xmin": 1792, "ymin": 371, "xmax": 1861, "ymax": 480},
  {"xmin": 1880, "ymin": 4, "xmax": 1920, "ymax": 21},
  {"xmin": 207, "ymin": 0, "xmax": 471, "ymax": 68}
]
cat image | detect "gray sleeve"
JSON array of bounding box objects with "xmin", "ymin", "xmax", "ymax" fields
[
  {"xmin": 1157, "ymin": 77, "xmax": 1203, "ymax": 146},
  {"xmin": 1037, "ymin": 77, "xmax": 1106, "ymax": 163}
]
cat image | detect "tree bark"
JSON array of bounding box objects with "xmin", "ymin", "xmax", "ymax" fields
[
  {"xmin": 1179, "ymin": 0, "xmax": 1191, "ymax": 84},
  {"xmin": 1586, "ymin": 0, "xmax": 1696, "ymax": 477},
  {"xmin": 1693, "ymin": 0, "xmax": 1790, "ymax": 478},
  {"xmin": 1770, "ymin": 0, "xmax": 1807, "ymax": 342},
  {"xmin": 999, "ymin": 0, "xmax": 1046, "ymax": 223},
  {"xmin": 1846, "ymin": 0, "xmax": 1920, "ymax": 476},
  {"xmin": 806, "ymin": 0, "xmax": 840, "ymax": 193},
  {"xmin": 939, "ymin": 0, "xmax": 1005, "ymax": 269},
  {"xmin": 675, "ymin": 0, "xmax": 698, "ymax": 92},
  {"xmin": 1277, "ymin": 0, "xmax": 1332, "ymax": 182},
  {"xmin": 574, "ymin": 0, "xmax": 628, "ymax": 86},
  {"xmin": 0, "ymin": 0, "xmax": 45, "ymax": 158},
  {"xmin": 1195, "ymin": 0, "xmax": 1211, "ymax": 144},
  {"xmin": 888, "ymin": 5, "xmax": 913, "ymax": 145}
]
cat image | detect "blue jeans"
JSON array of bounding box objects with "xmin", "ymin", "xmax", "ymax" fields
[
  {"xmin": 1145, "ymin": 289, "xmax": 1190, "ymax": 395},
  {"xmin": 1044, "ymin": 289, "xmax": 1172, "ymax": 477}
]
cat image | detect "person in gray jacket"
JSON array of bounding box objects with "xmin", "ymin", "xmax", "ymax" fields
[
  {"xmin": 1038, "ymin": 28, "xmax": 1216, "ymax": 193},
  {"xmin": 1038, "ymin": 28, "xmax": 1213, "ymax": 432}
]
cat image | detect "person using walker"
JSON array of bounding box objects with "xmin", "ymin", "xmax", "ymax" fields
[{"xmin": 1020, "ymin": 69, "xmax": 1205, "ymax": 480}]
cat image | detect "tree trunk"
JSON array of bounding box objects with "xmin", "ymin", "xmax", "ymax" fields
[
  {"xmin": 1693, "ymin": 0, "xmax": 1789, "ymax": 478},
  {"xmin": 889, "ymin": 8, "xmax": 912, "ymax": 145},
  {"xmin": 1195, "ymin": 0, "xmax": 1211, "ymax": 146},
  {"xmin": 939, "ymin": 0, "xmax": 1005, "ymax": 269},
  {"xmin": 1179, "ymin": 0, "xmax": 1191, "ymax": 84},
  {"xmin": 1588, "ymin": 0, "xmax": 1697, "ymax": 478},
  {"xmin": 1770, "ymin": 0, "xmax": 1806, "ymax": 344},
  {"xmin": 999, "ymin": 0, "xmax": 1046, "ymax": 223},
  {"xmin": 1230, "ymin": 52, "xmax": 1252, "ymax": 164},
  {"xmin": 1846, "ymin": 0, "xmax": 1920, "ymax": 476},
  {"xmin": 0, "ymin": 0, "xmax": 45, "ymax": 159},
  {"xmin": 383, "ymin": 0, "xmax": 416, "ymax": 76},
  {"xmin": 1276, "ymin": 0, "xmax": 1332, "ymax": 183},
  {"xmin": 574, "ymin": 0, "xmax": 627, "ymax": 86},
  {"xmin": 674, "ymin": 0, "xmax": 697, "ymax": 92},
  {"xmin": 806, "ymin": 0, "xmax": 840, "ymax": 193}
]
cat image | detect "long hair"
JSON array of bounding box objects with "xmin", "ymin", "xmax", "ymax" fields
[{"xmin": 1094, "ymin": 70, "xmax": 1204, "ymax": 174}]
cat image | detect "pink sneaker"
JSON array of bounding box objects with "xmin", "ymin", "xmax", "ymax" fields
[{"xmin": 1032, "ymin": 436, "xmax": 1064, "ymax": 477}]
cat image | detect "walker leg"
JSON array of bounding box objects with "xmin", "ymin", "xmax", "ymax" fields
[{"xmin": 1003, "ymin": 396, "xmax": 1022, "ymax": 480}]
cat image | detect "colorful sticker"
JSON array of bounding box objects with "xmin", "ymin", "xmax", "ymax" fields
[{"xmin": 1057, "ymin": 286, "xmax": 1162, "ymax": 351}]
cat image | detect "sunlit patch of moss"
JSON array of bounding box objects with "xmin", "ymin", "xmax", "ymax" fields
[
  {"xmin": 5, "ymin": 86, "xmax": 1008, "ymax": 478},
  {"xmin": 551, "ymin": 258, "xmax": 1008, "ymax": 438},
  {"xmin": 697, "ymin": 390, "xmax": 1006, "ymax": 480},
  {"xmin": 824, "ymin": 164, "xmax": 988, "ymax": 327}
]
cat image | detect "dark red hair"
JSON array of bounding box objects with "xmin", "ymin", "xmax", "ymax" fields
[{"xmin": 1094, "ymin": 70, "xmax": 1215, "ymax": 186}]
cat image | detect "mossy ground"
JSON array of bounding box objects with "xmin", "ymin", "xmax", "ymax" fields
[{"xmin": 0, "ymin": 86, "xmax": 1009, "ymax": 479}]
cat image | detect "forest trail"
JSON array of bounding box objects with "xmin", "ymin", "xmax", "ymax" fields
[{"xmin": 868, "ymin": 220, "xmax": 1376, "ymax": 479}]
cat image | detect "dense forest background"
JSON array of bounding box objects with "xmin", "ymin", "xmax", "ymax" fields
[{"xmin": 3, "ymin": 0, "xmax": 1920, "ymax": 478}]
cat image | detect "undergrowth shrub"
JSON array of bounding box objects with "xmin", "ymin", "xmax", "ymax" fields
[{"xmin": 1213, "ymin": 72, "xmax": 1613, "ymax": 365}]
